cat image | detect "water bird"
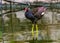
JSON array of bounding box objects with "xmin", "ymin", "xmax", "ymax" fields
[{"xmin": 24, "ymin": 6, "xmax": 47, "ymax": 39}]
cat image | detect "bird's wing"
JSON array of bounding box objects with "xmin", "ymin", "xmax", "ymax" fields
[
  {"xmin": 32, "ymin": 7, "xmax": 46, "ymax": 18},
  {"xmin": 32, "ymin": 8, "xmax": 38, "ymax": 15},
  {"xmin": 34, "ymin": 7, "xmax": 46, "ymax": 15}
]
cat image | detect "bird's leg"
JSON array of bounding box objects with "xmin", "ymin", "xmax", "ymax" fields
[
  {"xmin": 32, "ymin": 24, "xmax": 34, "ymax": 39},
  {"xmin": 36, "ymin": 24, "xmax": 38, "ymax": 39}
]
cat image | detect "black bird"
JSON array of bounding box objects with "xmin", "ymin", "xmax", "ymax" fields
[{"xmin": 24, "ymin": 6, "xmax": 47, "ymax": 39}]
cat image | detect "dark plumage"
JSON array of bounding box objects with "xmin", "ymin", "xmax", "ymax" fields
[
  {"xmin": 24, "ymin": 7, "xmax": 47, "ymax": 39},
  {"xmin": 24, "ymin": 7, "xmax": 47, "ymax": 23}
]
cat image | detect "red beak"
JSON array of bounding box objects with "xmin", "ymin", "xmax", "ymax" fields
[{"xmin": 24, "ymin": 8, "xmax": 28, "ymax": 12}]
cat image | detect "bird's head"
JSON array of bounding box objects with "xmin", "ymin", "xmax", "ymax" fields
[{"xmin": 24, "ymin": 7, "xmax": 29, "ymax": 12}]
